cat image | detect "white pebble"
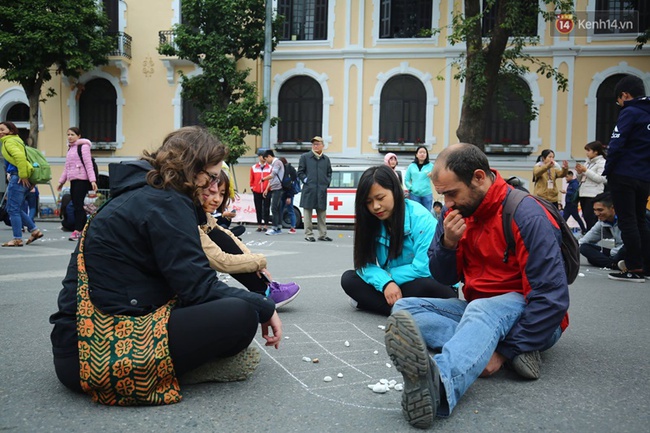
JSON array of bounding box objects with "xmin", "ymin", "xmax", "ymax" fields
[
  {"xmin": 578, "ymin": 272, "xmax": 585, "ymax": 277},
  {"xmin": 337, "ymin": 373, "xmax": 343, "ymax": 378},
  {"xmin": 344, "ymin": 341, "xmax": 350, "ymax": 347},
  {"xmin": 284, "ymin": 336, "xmax": 290, "ymax": 339},
  {"xmin": 388, "ymin": 380, "xmax": 397, "ymax": 388},
  {"xmin": 372, "ymin": 383, "xmax": 389, "ymax": 393},
  {"xmin": 373, "ymin": 350, "xmax": 379, "ymax": 355},
  {"xmin": 367, "ymin": 384, "xmax": 376, "ymax": 389},
  {"xmin": 379, "ymin": 379, "xmax": 388, "ymax": 384},
  {"xmin": 378, "ymin": 325, "xmax": 385, "ymax": 330},
  {"xmin": 386, "ymin": 363, "xmax": 392, "ymax": 368},
  {"xmin": 323, "ymin": 376, "xmax": 333, "ymax": 382},
  {"xmin": 302, "ymin": 356, "xmax": 311, "ymax": 362},
  {"xmin": 394, "ymin": 383, "xmax": 404, "ymax": 391}
]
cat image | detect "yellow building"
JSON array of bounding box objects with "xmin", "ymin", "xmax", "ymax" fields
[{"xmin": 1, "ymin": 0, "xmax": 649, "ymax": 195}]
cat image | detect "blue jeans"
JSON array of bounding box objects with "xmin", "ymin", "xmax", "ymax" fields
[
  {"xmin": 282, "ymin": 194, "xmax": 296, "ymax": 228},
  {"xmin": 5, "ymin": 174, "xmax": 37, "ymax": 239},
  {"xmin": 392, "ymin": 293, "xmax": 561, "ymax": 416},
  {"xmin": 409, "ymin": 193, "xmax": 433, "ymax": 212}
]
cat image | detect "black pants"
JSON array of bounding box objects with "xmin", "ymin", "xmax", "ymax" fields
[
  {"xmin": 579, "ymin": 243, "xmax": 625, "ymax": 268},
  {"xmin": 70, "ymin": 180, "xmax": 91, "ymax": 232},
  {"xmin": 579, "ymin": 197, "xmax": 597, "ymax": 230},
  {"xmin": 340, "ymin": 270, "xmax": 458, "ymax": 316},
  {"xmin": 563, "ymin": 201, "xmax": 586, "ymax": 233},
  {"xmin": 53, "ymin": 298, "xmax": 259, "ymax": 393},
  {"xmin": 253, "ymin": 192, "xmax": 271, "ymax": 225},
  {"xmin": 607, "ymin": 174, "xmax": 650, "ymax": 272},
  {"xmin": 208, "ymin": 227, "xmax": 267, "ymax": 294},
  {"xmin": 270, "ymin": 189, "xmax": 283, "ymax": 229}
]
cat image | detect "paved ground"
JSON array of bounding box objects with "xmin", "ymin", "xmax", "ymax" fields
[{"xmin": 1, "ymin": 220, "xmax": 648, "ymax": 432}]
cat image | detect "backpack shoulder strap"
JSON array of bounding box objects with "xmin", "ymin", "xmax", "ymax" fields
[
  {"xmin": 502, "ymin": 188, "xmax": 528, "ymax": 263},
  {"xmin": 77, "ymin": 144, "xmax": 88, "ymax": 174}
]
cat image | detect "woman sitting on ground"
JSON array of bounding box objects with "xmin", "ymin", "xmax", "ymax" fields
[
  {"xmin": 49, "ymin": 127, "xmax": 282, "ymax": 404},
  {"xmin": 340, "ymin": 165, "xmax": 457, "ymax": 316},
  {"xmin": 200, "ymin": 170, "xmax": 301, "ymax": 309}
]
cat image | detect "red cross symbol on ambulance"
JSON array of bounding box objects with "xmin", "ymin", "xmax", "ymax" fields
[{"xmin": 329, "ymin": 196, "xmax": 343, "ymax": 210}]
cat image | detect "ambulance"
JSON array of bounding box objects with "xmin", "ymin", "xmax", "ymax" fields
[{"xmin": 284, "ymin": 165, "xmax": 405, "ymax": 228}]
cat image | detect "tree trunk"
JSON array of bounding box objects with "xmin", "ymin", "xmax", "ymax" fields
[
  {"xmin": 21, "ymin": 72, "xmax": 44, "ymax": 148},
  {"xmin": 456, "ymin": 0, "xmax": 511, "ymax": 151}
]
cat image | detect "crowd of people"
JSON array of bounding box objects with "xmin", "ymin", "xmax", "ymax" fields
[{"xmin": 1, "ymin": 75, "xmax": 647, "ymax": 426}]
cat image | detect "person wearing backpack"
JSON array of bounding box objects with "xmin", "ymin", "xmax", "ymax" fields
[
  {"xmin": 279, "ymin": 157, "xmax": 298, "ymax": 234},
  {"xmin": 385, "ymin": 143, "xmax": 569, "ymax": 428},
  {"xmin": 57, "ymin": 127, "xmax": 97, "ymax": 242},
  {"xmin": 0, "ymin": 121, "xmax": 43, "ymax": 247}
]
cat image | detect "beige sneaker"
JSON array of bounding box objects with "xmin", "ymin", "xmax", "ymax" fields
[{"xmin": 180, "ymin": 347, "xmax": 261, "ymax": 384}]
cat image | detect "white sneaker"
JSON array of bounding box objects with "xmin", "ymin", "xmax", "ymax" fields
[{"xmin": 348, "ymin": 297, "xmax": 359, "ymax": 309}]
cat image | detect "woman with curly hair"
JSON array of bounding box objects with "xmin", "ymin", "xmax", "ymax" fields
[{"xmin": 50, "ymin": 127, "xmax": 282, "ymax": 403}]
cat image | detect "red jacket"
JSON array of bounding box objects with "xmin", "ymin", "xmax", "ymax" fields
[
  {"xmin": 429, "ymin": 171, "xmax": 569, "ymax": 359},
  {"xmin": 249, "ymin": 162, "xmax": 271, "ymax": 194}
]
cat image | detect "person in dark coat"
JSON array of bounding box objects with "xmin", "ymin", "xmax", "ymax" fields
[
  {"xmin": 49, "ymin": 127, "xmax": 282, "ymax": 397},
  {"xmin": 297, "ymin": 136, "xmax": 332, "ymax": 242}
]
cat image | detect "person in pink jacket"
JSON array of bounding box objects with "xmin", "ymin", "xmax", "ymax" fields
[{"xmin": 57, "ymin": 127, "xmax": 97, "ymax": 241}]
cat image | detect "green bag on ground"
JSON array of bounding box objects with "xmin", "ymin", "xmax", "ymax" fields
[{"xmin": 24, "ymin": 144, "xmax": 52, "ymax": 184}]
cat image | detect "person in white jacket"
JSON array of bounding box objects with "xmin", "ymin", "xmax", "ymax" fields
[
  {"xmin": 575, "ymin": 140, "xmax": 607, "ymax": 230},
  {"xmin": 578, "ymin": 192, "xmax": 624, "ymax": 269}
]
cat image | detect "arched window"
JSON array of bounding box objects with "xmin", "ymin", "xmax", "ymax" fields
[
  {"xmin": 484, "ymin": 76, "xmax": 532, "ymax": 149},
  {"xmin": 182, "ymin": 98, "xmax": 205, "ymax": 127},
  {"xmin": 6, "ymin": 103, "xmax": 29, "ymax": 142},
  {"xmin": 596, "ymin": 73, "xmax": 627, "ymax": 146},
  {"xmin": 79, "ymin": 79, "xmax": 117, "ymax": 143},
  {"xmin": 277, "ymin": 76, "xmax": 323, "ymax": 143},
  {"xmin": 379, "ymin": 74, "xmax": 426, "ymax": 144}
]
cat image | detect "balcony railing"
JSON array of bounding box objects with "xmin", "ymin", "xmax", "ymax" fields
[
  {"xmin": 109, "ymin": 32, "xmax": 132, "ymax": 59},
  {"xmin": 158, "ymin": 30, "xmax": 177, "ymax": 50}
]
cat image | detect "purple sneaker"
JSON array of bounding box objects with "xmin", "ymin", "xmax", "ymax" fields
[{"xmin": 268, "ymin": 281, "xmax": 301, "ymax": 308}]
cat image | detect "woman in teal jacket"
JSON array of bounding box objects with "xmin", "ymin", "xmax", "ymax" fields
[
  {"xmin": 404, "ymin": 145, "xmax": 434, "ymax": 212},
  {"xmin": 340, "ymin": 165, "xmax": 456, "ymax": 315}
]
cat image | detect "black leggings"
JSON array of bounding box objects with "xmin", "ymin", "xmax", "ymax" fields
[
  {"xmin": 207, "ymin": 228, "xmax": 267, "ymax": 294},
  {"xmin": 53, "ymin": 298, "xmax": 259, "ymax": 393},
  {"xmin": 253, "ymin": 192, "xmax": 271, "ymax": 225},
  {"xmin": 341, "ymin": 270, "xmax": 458, "ymax": 316},
  {"xmin": 70, "ymin": 179, "xmax": 91, "ymax": 232}
]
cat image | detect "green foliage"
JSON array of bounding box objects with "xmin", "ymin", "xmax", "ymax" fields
[
  {"xmin": 0, "ymin": 0, "xmax": 113, "ymax": 146},
  {"xmin": 635, "ymin": 28, "xmax": 650, "ymax": 50},
  {"xmin": 448, "ymin": 0, "xmax": 572, "ymax": 133},
  {"xmin": 159, "ymin": 0, "xmax": 281, "ymax": 166}
]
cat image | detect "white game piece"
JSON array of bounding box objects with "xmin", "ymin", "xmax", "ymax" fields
[
  {"xmin": 394, "ymin": 383, "xmax": 404, "ymax": 391},
  {"xmin": 385, "ymin": 363, "xmax": 392, "ymax": 368},
  {"xmin": 578, "ymin": 272, "xmax": 585, "ymax": 277},
  {"xmin": 344, "ymin": 340, "xmax": 350, "ymax": 347},
  {"xmin": 337, "ymin": 373, "xmax": 343, "ymax": 378},
  {"xmin": 379, "ymin": 379, "xmax": 388, "ymax": 384},
  {"xmin": 302, "ymin": 356, "xmax": 311, "ymax": 362},
  {"xmin": 372, "ymin": 383, "xmax": 389, "ymax": 393},
  {"xmin": 373, "ymin": 350, "xmax": 379, "ymax": 355},
  {"xmin": 378, "ymin": 325, "xmax": 385, "ymax": 330},
  {"xmin": 323, "ymin": 376, "xmax": 333, "ymax": 382}
]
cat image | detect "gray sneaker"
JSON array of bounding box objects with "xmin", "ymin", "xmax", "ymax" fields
[
  {"xmin": 385, "ymin": 310, "xmax": 440, "ymax": 429},
  {"xmin": 180, "ymin": 347, "xmax": 261, "ymax": 384},
  {"xmin": 510, "ymin": 350, "xmax": 542, "ymax": 380}
]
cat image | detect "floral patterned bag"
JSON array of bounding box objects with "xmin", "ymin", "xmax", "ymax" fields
[{"xmin": 75, "ymin": 205, "xmax": 182, "ymax": 406}]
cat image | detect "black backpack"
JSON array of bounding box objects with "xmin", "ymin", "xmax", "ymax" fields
[
  {"xmin": 281, "ymin": 164, "xmax": 297, "ymax": 192},
  {"xmin": 502, "ymin": 186, "xmax": 580, "ymax": 285},
  {"xmin": 77, "ymin": 144, "xmax": 99, "ymax": 179}
]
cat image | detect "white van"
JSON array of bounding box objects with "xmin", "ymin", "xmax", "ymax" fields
[{"xmin": 283, "ymin": 165, "xmax": 404, "ymax": 228}]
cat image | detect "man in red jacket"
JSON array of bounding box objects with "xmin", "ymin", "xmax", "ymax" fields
[
  {"xmin": 385, "ymin": 143, "xmax": 569, "ymax": 428},
  {"xmin": 249, "ymin": 149, "xmax": 272, "ymax": 232}
]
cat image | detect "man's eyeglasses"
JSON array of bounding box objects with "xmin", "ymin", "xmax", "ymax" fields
[{"xmin": 201, "ymin": 170, "xmax": 220, "ymax": 186}]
